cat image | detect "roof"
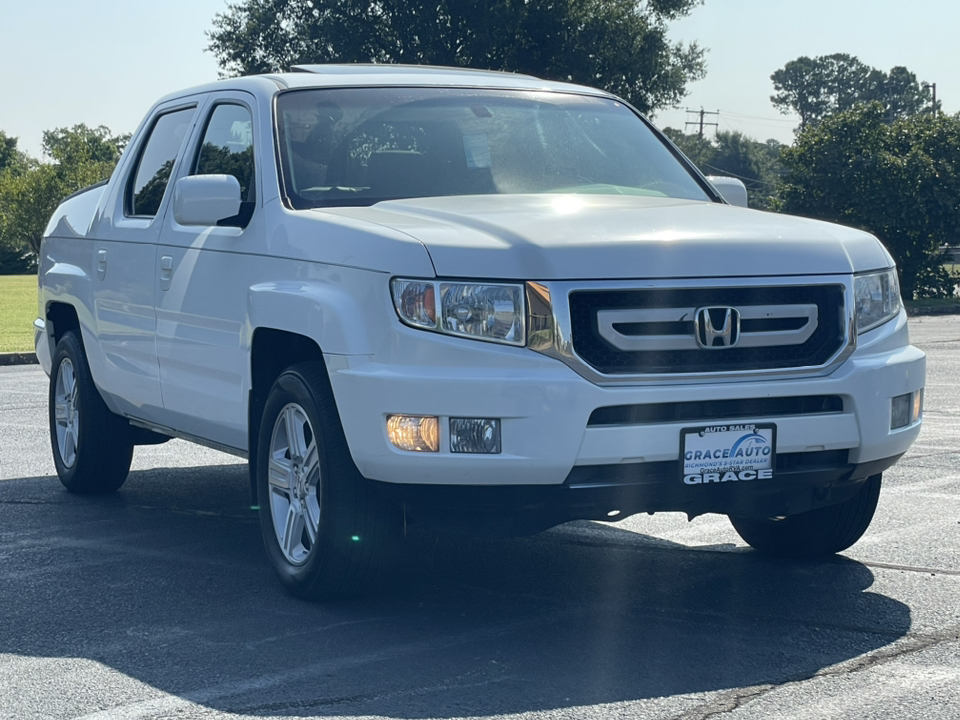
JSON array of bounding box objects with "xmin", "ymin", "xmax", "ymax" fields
[
  {"xmin": 270, "ymin": 64, "xmax": 611, "ymax": 97},
  {"xmin": 150, "ymin": 64, "xmax": 615, "ymax": 111},
  {"xmin": 290, "ymin": 63, "xmax": 538, "ymax": 79}
]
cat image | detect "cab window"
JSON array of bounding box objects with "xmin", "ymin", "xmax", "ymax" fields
[
  {"xmin": 193, "ymin": 104, "xmax": 255, "ymax": 202},
  {"xmin": 128, "ymin": 107, "xmax": 196, "ymax": 217}
]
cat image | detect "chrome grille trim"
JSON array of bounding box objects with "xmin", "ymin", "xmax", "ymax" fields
[
  {"xmin": 597, "ymin": 303, "xmax": 818, "ymax": 352},
  {"xmin": 528, "ymin": 276, "xmax": 856, "ymax": 386}
]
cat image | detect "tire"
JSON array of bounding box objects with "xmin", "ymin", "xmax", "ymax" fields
[
  {"xmin": 256, "ymin": 362, "xmax": 392, "ymax": 600},
  {"xmin": 49, "ymin": 331, "xmax": 134, "ymax": 494},
  {"xmin": 729, "ymin": 474, "xmax": 882, "ymax": 558}
]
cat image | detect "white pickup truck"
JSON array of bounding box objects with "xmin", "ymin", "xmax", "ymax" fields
[{"xmin": 35, "ymin": 65, "xmax": 925, "ymax": 599}]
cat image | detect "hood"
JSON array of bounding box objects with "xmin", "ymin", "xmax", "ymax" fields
[{"xmin": 323, "ymin": 195, "xmax": 892, "ymax": 280}]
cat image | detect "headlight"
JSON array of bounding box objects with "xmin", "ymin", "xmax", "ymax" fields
[
  {"xmin": 854, "ymin": 268, "xmax": 901, "ymax": 334},
  {"xmin": 391, "ymin": 279, "xmax": 525, "ymax": 345}
]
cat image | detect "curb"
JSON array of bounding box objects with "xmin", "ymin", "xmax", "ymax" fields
[{"xmin": 0, "ymin": 352, "xmax": 38, "ymax": 366}]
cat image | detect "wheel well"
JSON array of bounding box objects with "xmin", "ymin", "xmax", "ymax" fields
[
  {"xmin": 248, "ymin": 328, "xmax": 326, "ymax": 502},
  {"xmin": 46, "ymin": 302, "xmax": 81, "ymax": 347}
]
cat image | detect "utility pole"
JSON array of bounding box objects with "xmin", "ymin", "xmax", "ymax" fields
[
  {"xmin": 684, "ymin": 108, "xmax": 719, "ymax": 137},
  {"xmin": 923, "ymin": 82, "xmax": 938, "ymax": 117}
]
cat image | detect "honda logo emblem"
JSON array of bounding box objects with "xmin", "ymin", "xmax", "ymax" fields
[{"xmin": 695, "ymin": 307, "xmax": 740, "ymax": 348}]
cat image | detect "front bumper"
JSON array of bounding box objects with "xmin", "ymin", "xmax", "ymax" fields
[
  {"xmin": 327, "ymin": 307, "xmax": 924, "ymax": 497},
  {"xmin": 34, "ymin": 318, "xmax": 52, "ymax": 374}
]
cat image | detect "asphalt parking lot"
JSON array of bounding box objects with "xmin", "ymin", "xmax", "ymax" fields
[{"xmin": 1, "ymin": 316, "xmax": 958, "ymax": 720}]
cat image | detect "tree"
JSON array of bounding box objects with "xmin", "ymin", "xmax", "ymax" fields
[
  {"xmin": 662, "ymin": 127, "xmax": 784, "ymax": 209},
  {"xmin": 0, "ymin": 125, "xmax": 128, "ymax": 271},
  {"xmin": 41, "ymin": 125, "xmax": 129, "ymax": 168},
  {"xmin": 869, "ymin": 65, "xmax": 929, "ymax": 120},
  {"xmin": 661, "ymin": 126, "xmax": 714, "ymax": 164},
  {"xmin": 0, "ymin": 131, "xmax": 30, "ymax": 177},
  {"xmin": 0, "ymin": 131, "xmax": 35, "ymax": 272},
  {"xmin": 776, "ymin": 104, "xmax": 960, "ymax": 299},
  {"xmin": 771, "ymin": 54, "xmax": 934, "ymax": 130},
  {"xmin": 207, "ymin": 0, "xmax": 706, "ymax": 114}
]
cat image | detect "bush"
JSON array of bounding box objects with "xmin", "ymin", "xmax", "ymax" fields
[{"xmin": 0, "ymin": 245, "xmax": 33, "ymax": 275}]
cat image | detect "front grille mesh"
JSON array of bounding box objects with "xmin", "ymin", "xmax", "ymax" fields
[
  {"xmin": 588, "ymin": 395, "xmax": 844, "ymax": 426},
  {"xmin": 569, "ymin": 285, "xmax": 846, "ymax": 374}
]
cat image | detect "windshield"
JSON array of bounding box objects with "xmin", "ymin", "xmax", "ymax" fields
[{"xmin": 275, "ymin": 87, "xmax": 711, "ymax": 209}]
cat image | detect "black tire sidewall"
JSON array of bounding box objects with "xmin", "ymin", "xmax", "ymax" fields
[
  {"xmin": 730, "ymin": 474, "xmax": 882, "ymax": 558},
  {"xmin": 49, "ymin": 331, "xmax": 132, "ymax": 493},
  {"xmin": 256, "ymin": 366, "xmax": 357, "ymax": 596},
  {"xmin": 50, "ymin": 335, "xmax": 83, "ymax": 485}
]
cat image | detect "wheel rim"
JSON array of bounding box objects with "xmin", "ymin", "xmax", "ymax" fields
[
  {"xmin": 268, "ymin": 402, "xmax": 321, "ymax": 566},
  {"xmin": 54, "ymin": 358, "xmax": 79, "ymax": 468}
]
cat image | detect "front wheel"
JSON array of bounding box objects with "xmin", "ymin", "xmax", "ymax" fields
[
  {"xmin": 256, "ymin": 362, "xmax": 392, "ymax": 600},
  {"xmin": 729, "ymin": 474, "xmax": 882, "ymax": 558},
  {"xmin": 49, "ymin": 331, "xmax": 134, "ymax": 493}
]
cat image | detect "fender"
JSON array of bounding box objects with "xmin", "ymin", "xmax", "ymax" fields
[
  {"xmin": 37, "ymin": 250, "xmax": 99, "ymax": 379},
  {"xmin": 246, "ymin": 268, "xmax": 394, "ymax": 356}
]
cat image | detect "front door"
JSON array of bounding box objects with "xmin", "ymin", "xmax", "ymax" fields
[{"xmin": 154, "ymin": 95, "xmax": 261, "ymax": 452}]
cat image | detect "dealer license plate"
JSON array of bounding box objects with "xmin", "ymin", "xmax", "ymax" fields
[{"xmin": 681, "ymin": 423, "xmax": 777, "ymax": 485}]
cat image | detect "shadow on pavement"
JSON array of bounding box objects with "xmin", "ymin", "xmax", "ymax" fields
[{"xmin": 0, "ymin": 464, "xmax": 911, "ymax": 718}]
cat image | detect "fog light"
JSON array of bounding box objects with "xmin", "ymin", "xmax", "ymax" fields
[
  {"xmin": 449, "ymin": 418, "xmax": 501, "ymax": 454},
  {"xmin": 912, "ymin": 388, "xmax": 924, "ymax": 424},
  {"xmin": 387, "ymin": 415, "xmax": 439, "ymax": 452},
  {"xmin": 891, "ymin": 393, "xmax": 911, "ymax": 430}
]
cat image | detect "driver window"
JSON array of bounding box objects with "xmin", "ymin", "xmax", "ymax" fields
[{"xmin": 194, "ymin": 104, "xmax": 255, "ymax": 201}]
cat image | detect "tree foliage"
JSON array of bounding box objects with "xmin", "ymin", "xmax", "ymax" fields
[
  {"xmin": 0, "ymin": 131, "xmax": 30, "ymax": 177},
  {"xmin": 776, "ymin": 104, "xmax": 960, "ymax": 299},
  {"xmin": 662, "ymin": 128, "xmax": 784, "ymax": 209},
  {"xmin": 771, "ymin": 54, "xmax": 933, "ymax": 130},
  {"xmin": 0, "ymin": 132, "xmax": 35, "ymax": 273},
  {"xmin": 207, "ymin": 0, "xmax": 706, "ymax": 114},
  {"xmin": 0, "ymin": 125, "xmax": 128, "ymax": 272}
]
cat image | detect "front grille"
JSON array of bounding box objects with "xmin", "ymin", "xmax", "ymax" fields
[
  {"xmin": 588, "ymin": 395, "xmax": 844, "ymax": 427},
  {"xmin": 569, "ymin": 285, "xmax": 846, "ymax": 374}
]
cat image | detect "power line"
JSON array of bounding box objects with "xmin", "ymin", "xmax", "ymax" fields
[
  {"xmin": 718, "ymin": 115, "xmax": 788, "ymax": 138},
  {"xmin": 717, "ymin": 109, "xmax": 797, "ymax": 124}
]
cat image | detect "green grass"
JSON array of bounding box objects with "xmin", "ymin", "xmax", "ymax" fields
[{"xmin": 0, "ymin": 275, "xmax": 37, "ymax": 353}]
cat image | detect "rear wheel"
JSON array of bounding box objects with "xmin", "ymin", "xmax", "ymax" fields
[
  {"xmin": 256, "ymin": 362, "xmax": 392, "ymax": 600},
  {"xmin": 729, "ymin": 474, "xmax": 882, "ymax": 558},
  {"xmin": 49, "ymin": 332, "xmax": 134, "ymax": 493}
]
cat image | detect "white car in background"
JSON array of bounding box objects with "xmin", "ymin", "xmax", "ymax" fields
[{"xmin": 35, "ymin": 65, "xmax": 924, "ymax": 599}]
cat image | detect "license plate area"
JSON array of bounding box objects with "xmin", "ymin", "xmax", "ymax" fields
[{"xmin": 681, "ymin": 423, "xmax": 777, "ymax": 485}]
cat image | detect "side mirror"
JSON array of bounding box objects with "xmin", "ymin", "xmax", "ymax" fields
[
  {"xmin": 173, "ymin": 174, "xmax": 243, "ymax": 226},
  {"xmin": 706, "ymin": 176, "xmax": 749, "ymax": 208}
]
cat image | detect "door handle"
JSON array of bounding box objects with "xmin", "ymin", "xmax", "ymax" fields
[
  {"xmin": 97, "ymin": 249, "xmax": 107, "ymax": 280},
  {"xmin": 160, "ymin": 255, "xmax": 173, "ymax": 290}
]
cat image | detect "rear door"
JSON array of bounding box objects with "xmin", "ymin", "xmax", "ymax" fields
[{"xmin": 91, "ymin": 101, "xmax": 199, "ymax": 419}]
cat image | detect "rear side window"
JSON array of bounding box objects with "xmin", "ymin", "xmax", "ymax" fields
[
  {"xmin": 193, "ymin": 104, "xmax": 255, "ymax": 201},
  {"xmin": 128, "ymin": 107, "xmax": 196, "ymax": 217}
]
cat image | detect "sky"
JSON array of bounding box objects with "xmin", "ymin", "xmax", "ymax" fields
[
  {"xmin": 1, "ymin": 0, "xmax": 958, "ymax": 158},
  {"xmin": 655, "ymin": 0, "xmax": 959, "ymax": 142}
]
